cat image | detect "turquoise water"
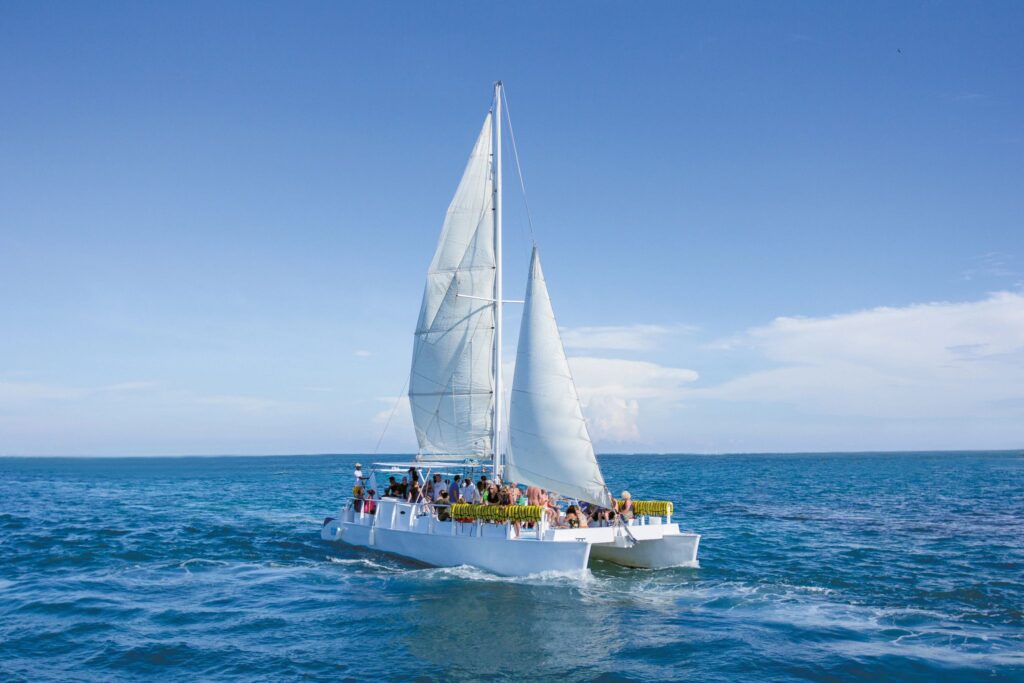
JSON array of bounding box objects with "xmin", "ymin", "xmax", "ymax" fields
[{"xmin": 1, "ymin": 452, "xmax": 1022, "ymax": 681}]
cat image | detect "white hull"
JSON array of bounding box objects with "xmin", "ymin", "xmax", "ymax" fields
[
  {"xmin": 590, "ymin": 532, "xmax": 700, "ymax": 569},
  {"xmin": 321, "ymin": 498, "xmax": 699, "ymax": 576},
  {"xmin": 323, "ymin": 521, "xmax": 593, "ymax": 575}
]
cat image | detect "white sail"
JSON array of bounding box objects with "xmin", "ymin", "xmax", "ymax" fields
[
  {"xmin": 409, "ymin": 113, "xmax": 496, "ymax": 458},
  {"xmin": 507, "ymin": 247, "xmax": 614, "ymax": 509},
  {"xmin": 322, "ymin": 86, "xmax": 702, "ymax": 577}
]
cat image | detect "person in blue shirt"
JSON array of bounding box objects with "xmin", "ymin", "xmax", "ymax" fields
[{"xmin": 448, "ymin": 475, "xmax": 462, "ymax": 502}]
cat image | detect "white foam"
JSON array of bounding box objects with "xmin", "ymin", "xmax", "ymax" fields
[
  {"xmin": 244, "ymin": 510, "xmax": 321, "ymax": 525},
  {"xmin": 393, "ymin": 563, "xmax": 595, "ymax": 587},
  {"xmin": 326, "ymin": 556, "xmax": 400, "ymax": 573},
  {"xmin": 179, "ymin": 558, "xmax": 230, "ymax": 574}
]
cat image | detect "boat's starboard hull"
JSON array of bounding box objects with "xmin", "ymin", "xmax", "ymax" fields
[{"xmin": 590, "ymin": 532, "xmax": 700, "ymax": 569}]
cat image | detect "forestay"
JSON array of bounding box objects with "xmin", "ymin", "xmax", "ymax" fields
[
  {"xmin": 506, "ymin": 247, "xmax": 614, "ymax": 509},
  {"xmin": 409, "ymin": 113, "xmax": 496, "ymax": 458}
]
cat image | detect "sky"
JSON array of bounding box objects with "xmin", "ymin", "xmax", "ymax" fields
[{"xmin": 1, "ymin": 2, "xmax": 1022, "ymax": 455}]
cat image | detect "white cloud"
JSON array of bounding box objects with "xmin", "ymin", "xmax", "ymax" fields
[
  {"xmin": 562, "ymin": 292, "xmax": 1024, "ymax": 449},
  {"xmin": 568, "ymin": 357, "xmax": 699, "ymax": 442},
  {"xmin": 194, "ymin": 394, "xmax": 292, "ymax": 414},
  {"xmin": 101, "ymin": 381, "xmax": 158, "ymax": 392},
  {"xmin": 0, "ymin": 380, "xmax": 313, "ymax": 455},
  {"xmin": 960, "ymin": 252, "xmax": 1017, "ymax": 282},
  {"xmin": 371, "ymin": 357, "xmax": 701, "ymax": 446},
  {"xmin": 585, "ymin": 396, "xmax": 640, "ymax": 442},
  {"xmin": 569, "ymin": 357, "xmax": 699, "ymax": 399},
  {"xmin": 0, "ymin": 381, "xmax": 85, "ymax": 403},
  {"xmin": 560, "ymin": 324, "xmax": 692, "ymax": 351},
  {"xmin": 373, "ymin": 395, "xmax": 411, "ymax": 426},
  {"xmin": 368, "ymin": 395, "xmax": 416, "ymax": 452},
  {"xmin": 0, "ymin": 379, "xmax": 291, "ymax": 416},
  {"xmin": 700, "ymin": 291, "xmax": 1024, "ymax": 419},
  {"xmin": 7, "ymin": 293, "xmax": 1022, "ymax": 454},
  {"xmin": 354, "ymin": 350, "xmax": 373, "ymax": 358},
  {"xmin": 0, "ymin": 380, "xmax": 160, "ymax": 404}
]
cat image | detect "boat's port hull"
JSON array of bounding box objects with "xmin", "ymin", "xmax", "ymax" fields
[{"xmin": 322, "ymin": 519, "xmax": 591, "ymax": 576}]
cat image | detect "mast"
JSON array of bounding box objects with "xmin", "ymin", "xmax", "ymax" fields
[{"xmin": 493, "ymin": 81, "xmax": 504, "ymax": 480}]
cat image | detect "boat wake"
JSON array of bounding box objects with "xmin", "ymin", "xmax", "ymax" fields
[
  {"xmin": 326, "ymin": 556, "xmax": 402, "ymax": 573},
  {"xmin": 407, "ymin": 564, "xmax": 595, "ymax": 586}
]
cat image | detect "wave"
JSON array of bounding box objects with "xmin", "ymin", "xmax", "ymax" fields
[
  {"xmin": 326, "ymin": 556, "xmax": 401, "ymax": 573},
  {"xmin": 178, "ymin": 558, "xmax": 231, "ymax": 574},
  {"xmin": 4, "ymin": 452, "xmax": 1022, "ymax": 681}
]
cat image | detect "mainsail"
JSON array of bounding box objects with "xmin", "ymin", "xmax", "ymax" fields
[
  {"xmin": 409, "ymin": 113, "xmax": 496, "ymax": 458},
  {"xmin": 506, "ymin": 247, "xmax": 614, "ymax": 508}
]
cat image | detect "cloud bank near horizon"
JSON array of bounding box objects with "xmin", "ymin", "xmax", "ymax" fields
[
  {"xmin": 2, "ymin": 292, "xmax": 1022, "ymax": 455},
  {"xmin": 564, "ymin": 291, "xmax": 1024, "ymax": 451}
]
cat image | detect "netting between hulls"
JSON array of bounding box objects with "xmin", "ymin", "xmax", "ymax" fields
[
  {"xmin": 631, "ymin": 501, "xmax": 674, "ymax": 516},
  {"xmin": 450, "ymin": 504, "xmax": 544, "ymax": 522}
]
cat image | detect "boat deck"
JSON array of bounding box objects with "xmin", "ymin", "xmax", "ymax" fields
[{"xmin": 341, "ymin": 497, "xmax": 687, "ymax": 545}]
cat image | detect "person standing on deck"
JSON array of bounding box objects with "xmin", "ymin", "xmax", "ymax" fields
[
  {"xmin": 618, "ymin": 491, "xmax": 634, "ymax": 521},
  {"xmin": 461, "ymin": 477, "xmax": 479, "ymax": 503},
  {"xmin": 352, "ymin": 463, "xmax": 366, "ymax": 501},
  {"xmin": 424, "ymin": 473, "xmax": 440, "ymax": 501}
]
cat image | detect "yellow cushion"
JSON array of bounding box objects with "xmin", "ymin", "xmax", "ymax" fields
[
  {"xmin": 631, "ymin": 500, "xmax": 673, "ymax": 516},
  {"xmin": 450, "ymin": 503, "xmax": 544, "ymax": 522}
]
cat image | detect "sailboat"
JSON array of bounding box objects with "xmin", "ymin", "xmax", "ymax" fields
[{"xmin": 321, "ymin": 83, "xmax": 700, "ymax": 575}]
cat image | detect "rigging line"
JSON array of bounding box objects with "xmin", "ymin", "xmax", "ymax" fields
[
  {"xmin": 500, "ymin": 86, "xmax": 537, "ymax": 246},
  {"xmin": 373, "ymin": 374, "xmax": 411, "ymax": 456}
]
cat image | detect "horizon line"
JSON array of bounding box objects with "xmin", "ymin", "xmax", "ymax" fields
[{"xmin": 1, "ymin": 449, "xmax": 1021, "ymax": 459}]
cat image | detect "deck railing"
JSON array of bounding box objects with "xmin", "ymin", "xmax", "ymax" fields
[{"xmin": 343, "ymin": 497, "xmax": 676, "ymax": 530}]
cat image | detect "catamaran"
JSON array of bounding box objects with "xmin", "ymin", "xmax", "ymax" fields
[{"xmin": 321, "ymin": 83, "xmax": 700, "ymax": 576}]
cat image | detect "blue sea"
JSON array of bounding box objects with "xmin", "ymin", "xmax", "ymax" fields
[{"xmin": 1, "ymin": 452, "xmax": 1022, "ymax": 682}]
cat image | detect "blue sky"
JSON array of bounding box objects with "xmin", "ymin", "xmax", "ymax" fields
[{"xmin": 2, "ymin": 2, "xmax": 1022, "ymax": 455}]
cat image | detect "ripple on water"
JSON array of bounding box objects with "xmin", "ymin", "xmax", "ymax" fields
[{"xmin": 0, "ymin": 452, "xmax": 1022, "ymax": 682}]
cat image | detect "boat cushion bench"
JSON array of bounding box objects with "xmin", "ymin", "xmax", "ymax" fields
[
  {"xmin": 631, "ymin": 501, "xmax": 673, "ymax": 516},
  {"xmin": 450, "ymin": 503, "xmax": 545, "ymax": 522}
]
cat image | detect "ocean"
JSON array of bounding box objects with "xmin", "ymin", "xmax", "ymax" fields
[{"xmin": 1, "ymin": 452, "xmax": 1022, "ymax": 682}]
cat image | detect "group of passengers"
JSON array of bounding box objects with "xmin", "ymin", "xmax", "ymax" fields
[{"xmin": 351, "ymin": 464, "xmax": 635, "ymax": 530}]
